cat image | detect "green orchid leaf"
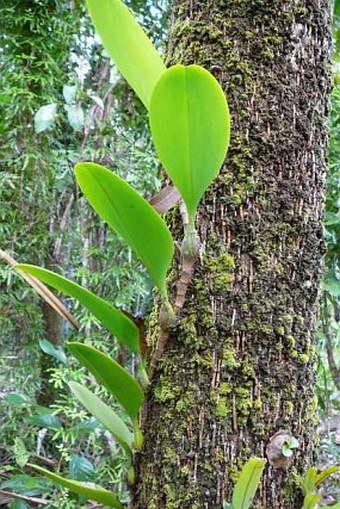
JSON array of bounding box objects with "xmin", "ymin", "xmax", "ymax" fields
[
  {"xmin": 315, "ymin": 465, "xmax": 340, "ymax": 487},
  {"xmin": 302, "ymin": 493, "xmax": 321, "ymax": 509},
  {"xmin": 232, "ymin": 458, "xmax": 266, "ymax": 509},
  {"xmin": 303, "ymin": 467, "xmax": 317, "ymax": 494},
  {"xmin": 67, "ymin": 342, "xmax": 143, "ymax": 422},
  {"xmin": 86, "ymin": 0, "xmax": 166, "ymax": 109},
  {"xmin": 150, "ymin": 64, "xmax": 230, "ymax": 221},
  {"xmin": 75, "ymin": 163, "xmax": 174, "ymax": 297},
  {"xmin": 16, "ymin": 265, "xmax": 139, "ymax": 353},
  {"xmin": 69, "ymin": 382, "xmax": 133, "ymax": 453},
  {"xmin": 29, "ymin": 464, "xmax": 123, "ymax": 508}
]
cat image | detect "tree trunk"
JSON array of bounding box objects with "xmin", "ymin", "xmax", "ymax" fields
[{"xmin": 134, "ymin": 1, "xmax": 331, "ymax": 508}]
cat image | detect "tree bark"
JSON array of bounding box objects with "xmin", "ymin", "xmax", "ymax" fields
[{"xmin": 134, "ymin": 1, "xmax": 332, "ymax": 508}]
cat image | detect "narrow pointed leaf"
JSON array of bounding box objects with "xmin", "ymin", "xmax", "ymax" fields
[
  {"xmin": 75, "ymin": 163, "xmax": 174, "ymax": 297},
  {"xmin": 29, "ymin": 464, "xmax": 123, "ymax": 508},
  {"xmin": 69, "ymin": 382, "xmax": 132, "ymax": 453},
  {"xmin": 232, "ymin": 458, "xmax": 266, "ymax": 509},
  {"xmin": 315, "ymin": 466, "xmax": 340, "ymax": 487},
  {"xmin": 150, "ymin": 64, "xmax": 230, "ymax": 221},
  {"xmin": 86, "ymin": 0, "xmax": 166, "ymax": 108},
  {"xmin": 303, "ymin": 467, "xmax": 317, "ymax": 493},
  {"xmin": 16, "ymin": 264, "xmax": 139, "ymax": 353},
  {"xmin": 302, "ymin": 493, "xmax": 321, "ymax": 509},
  {"xmin": 67, "ymin": 342, "xmax": 143, "ymax": 421}
]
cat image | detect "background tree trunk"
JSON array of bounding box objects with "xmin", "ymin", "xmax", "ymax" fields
[{"xmin": 134, "ymin": 1, "xmax": 332, "ymax": 508}]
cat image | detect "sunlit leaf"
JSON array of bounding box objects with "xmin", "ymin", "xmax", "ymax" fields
[
  {"xmin": 67, "ymin": 342, "xmax": 143, "ymax": 422},
  {"xmin": 69, "ymin": 382, "xmax": 133, "ymax": 453},
  {"xmin": 34, "ymin": 103, "xmax": 57, "ymax": 133},
  {"xmin": 16, "ymin": 265, "xmax": 139, "ymax": 353},
  {"xmin": 232, "ymin": 458, "xmax": 266, "ymax": 509},
  {"xmin": 29, "ymin": 464, "xmax": 124, "ymax": 508},
  {"xmin": 150, "ymin": 64, "xmax": 230, "ymax": 221},
  {"xmin": 75, "ymin": 163, "xmax": 174, "ymax": 297},
  {"xmin": 86, "ymin": 0, "xmax": 166, "ymax": 108},
  {"xmin": 63, "ymin": 85, "xmax": 77, "ymax": 105}
]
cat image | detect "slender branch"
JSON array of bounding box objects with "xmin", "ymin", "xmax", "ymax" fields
[{"xmin": 0, "ymin": 490, "xmax": 48, "ymax": 506}]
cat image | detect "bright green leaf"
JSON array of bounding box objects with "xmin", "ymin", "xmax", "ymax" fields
[
  {"xmin": 16, "ymin": 265, "xmax": 139, "ymax": 353},
  {"xmin": 150, "ymin": 64, "xmax": 230, "ymax": 221},
  {"xmin": 232, "ymin": 458, "xmax": 266, "ymax": 509},
  {"xmin": 302, "ymin": 493, "xmax": 320, "ymax": 509},
  {"xmin": 34, "ymin": 103, "xmax": 57, "ymax": 133},
  {"xmin": 67, "ymin": 342, "xmax": 143, "ymax": 421},
  {"xmin": 75, "ymin": 163, "xmax": 174, "ymax": 297},
  {"xmin": 39, "ymin": 338, "xmax": 67, "ymax": 364},
  {"xmin": 315, "ymin": 465, "xmax": 340, "ymax": 487},
  {"xmin": 303, "ymin": 467, "xmax": 317, "ymax": 494},
  {"xmin": 86, "ymin": 0, "xmax": 166, "ymax": 108},
  {"xmin": 69, "ymin": 382, "xmax": 133, "ymax": 453},
  {"xmin": 29, "ymin": 464, "xmax": 124, "ymax": 508},
  {"xmin": 281, "ymin": 445, "xmax": 293, "ymax": 458}
]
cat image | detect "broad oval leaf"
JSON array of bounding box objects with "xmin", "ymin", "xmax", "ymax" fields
[
  {"xmin": 150, "ymin": 64, "xmax": 230, "ymax": 221},
  {"xmin": 34, "ymin": 103, "xmax": 57, "ymax": 133},
  {"xmin": 29, "ymin": 464, "xmax": 123, "ymax": 508},
  {"xmin": 16, "ymin": 265, "xmax": 139, "ymax": 353},
  {"xmin": 69, "ymin": 382, "xmax": 133, "ymax": 453},
  {"xmin": 75, "ymin": 163, "xmax": 174, "ymax": 297},
  {"xmin": 232, "ymin": 458, "xmax": 266, "ymax": 509},
  {"xmin": 86, "ymin": 0, "xmax": 166, "ymax": 108},
  {"xmin": 67, "ymin": 342, "xmax": 143, "ymax": 422}
]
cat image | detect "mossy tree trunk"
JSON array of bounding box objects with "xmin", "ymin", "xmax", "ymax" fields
[{"xmin": 133, "ymin": 1, "xmax": 331, "ymax": 508}]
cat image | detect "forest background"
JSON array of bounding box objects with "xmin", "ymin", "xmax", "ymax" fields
[{"xmin": 0, "ymin": 0, "xmax": 339, "ymax": 508}]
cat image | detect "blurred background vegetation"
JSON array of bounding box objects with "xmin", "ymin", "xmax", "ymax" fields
[{"xmin": 0, "ymin": 0, "xmax": 339, "ymax": 507}]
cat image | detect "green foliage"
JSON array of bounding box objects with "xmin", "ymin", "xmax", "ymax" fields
[
  {"xmin": 69, "ymin": 382, "xmax": 133, "ymax": 453},
  {"xmin": 67, "ymin": 343, "xmax": 144, "ymax": 422},
  {"xmin": 17, "ymin": 265, "xmax": 140, "ymax": 353},
  {"xmin": 75, "ymin": 162, "xmax": 174, "ymax": 298},
  {"xmin": 281, "ymin": 436, "xmax": 299, "ymax": 458},
  {"xmin": 150, "ymin": 64, "xmax": 230, "ymax": 221},
  {"xmin": 86, "ymin": 0, "xmax": 166, "ymax": 108},
  {"xmin": 226, "ymin": 458, "xmax": 266, "ymax": 509},
  {"xmin": 29, "ymin": 464, "xmax": 124, "ymax": 508}
]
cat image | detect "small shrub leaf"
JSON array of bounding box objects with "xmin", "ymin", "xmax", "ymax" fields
[{"xmin": 34, "ymin": 103, "xmax": 57, "ymax": 133}]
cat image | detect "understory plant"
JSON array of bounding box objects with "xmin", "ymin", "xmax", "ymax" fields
[{"xmin": 11, "ymin": 0, "xmax": 339, "ymax": 508}]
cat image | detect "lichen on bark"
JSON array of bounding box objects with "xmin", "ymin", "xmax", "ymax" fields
[{"xmin": 133, "ymin": 1, "xmax": 332, "ymax": 508}]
